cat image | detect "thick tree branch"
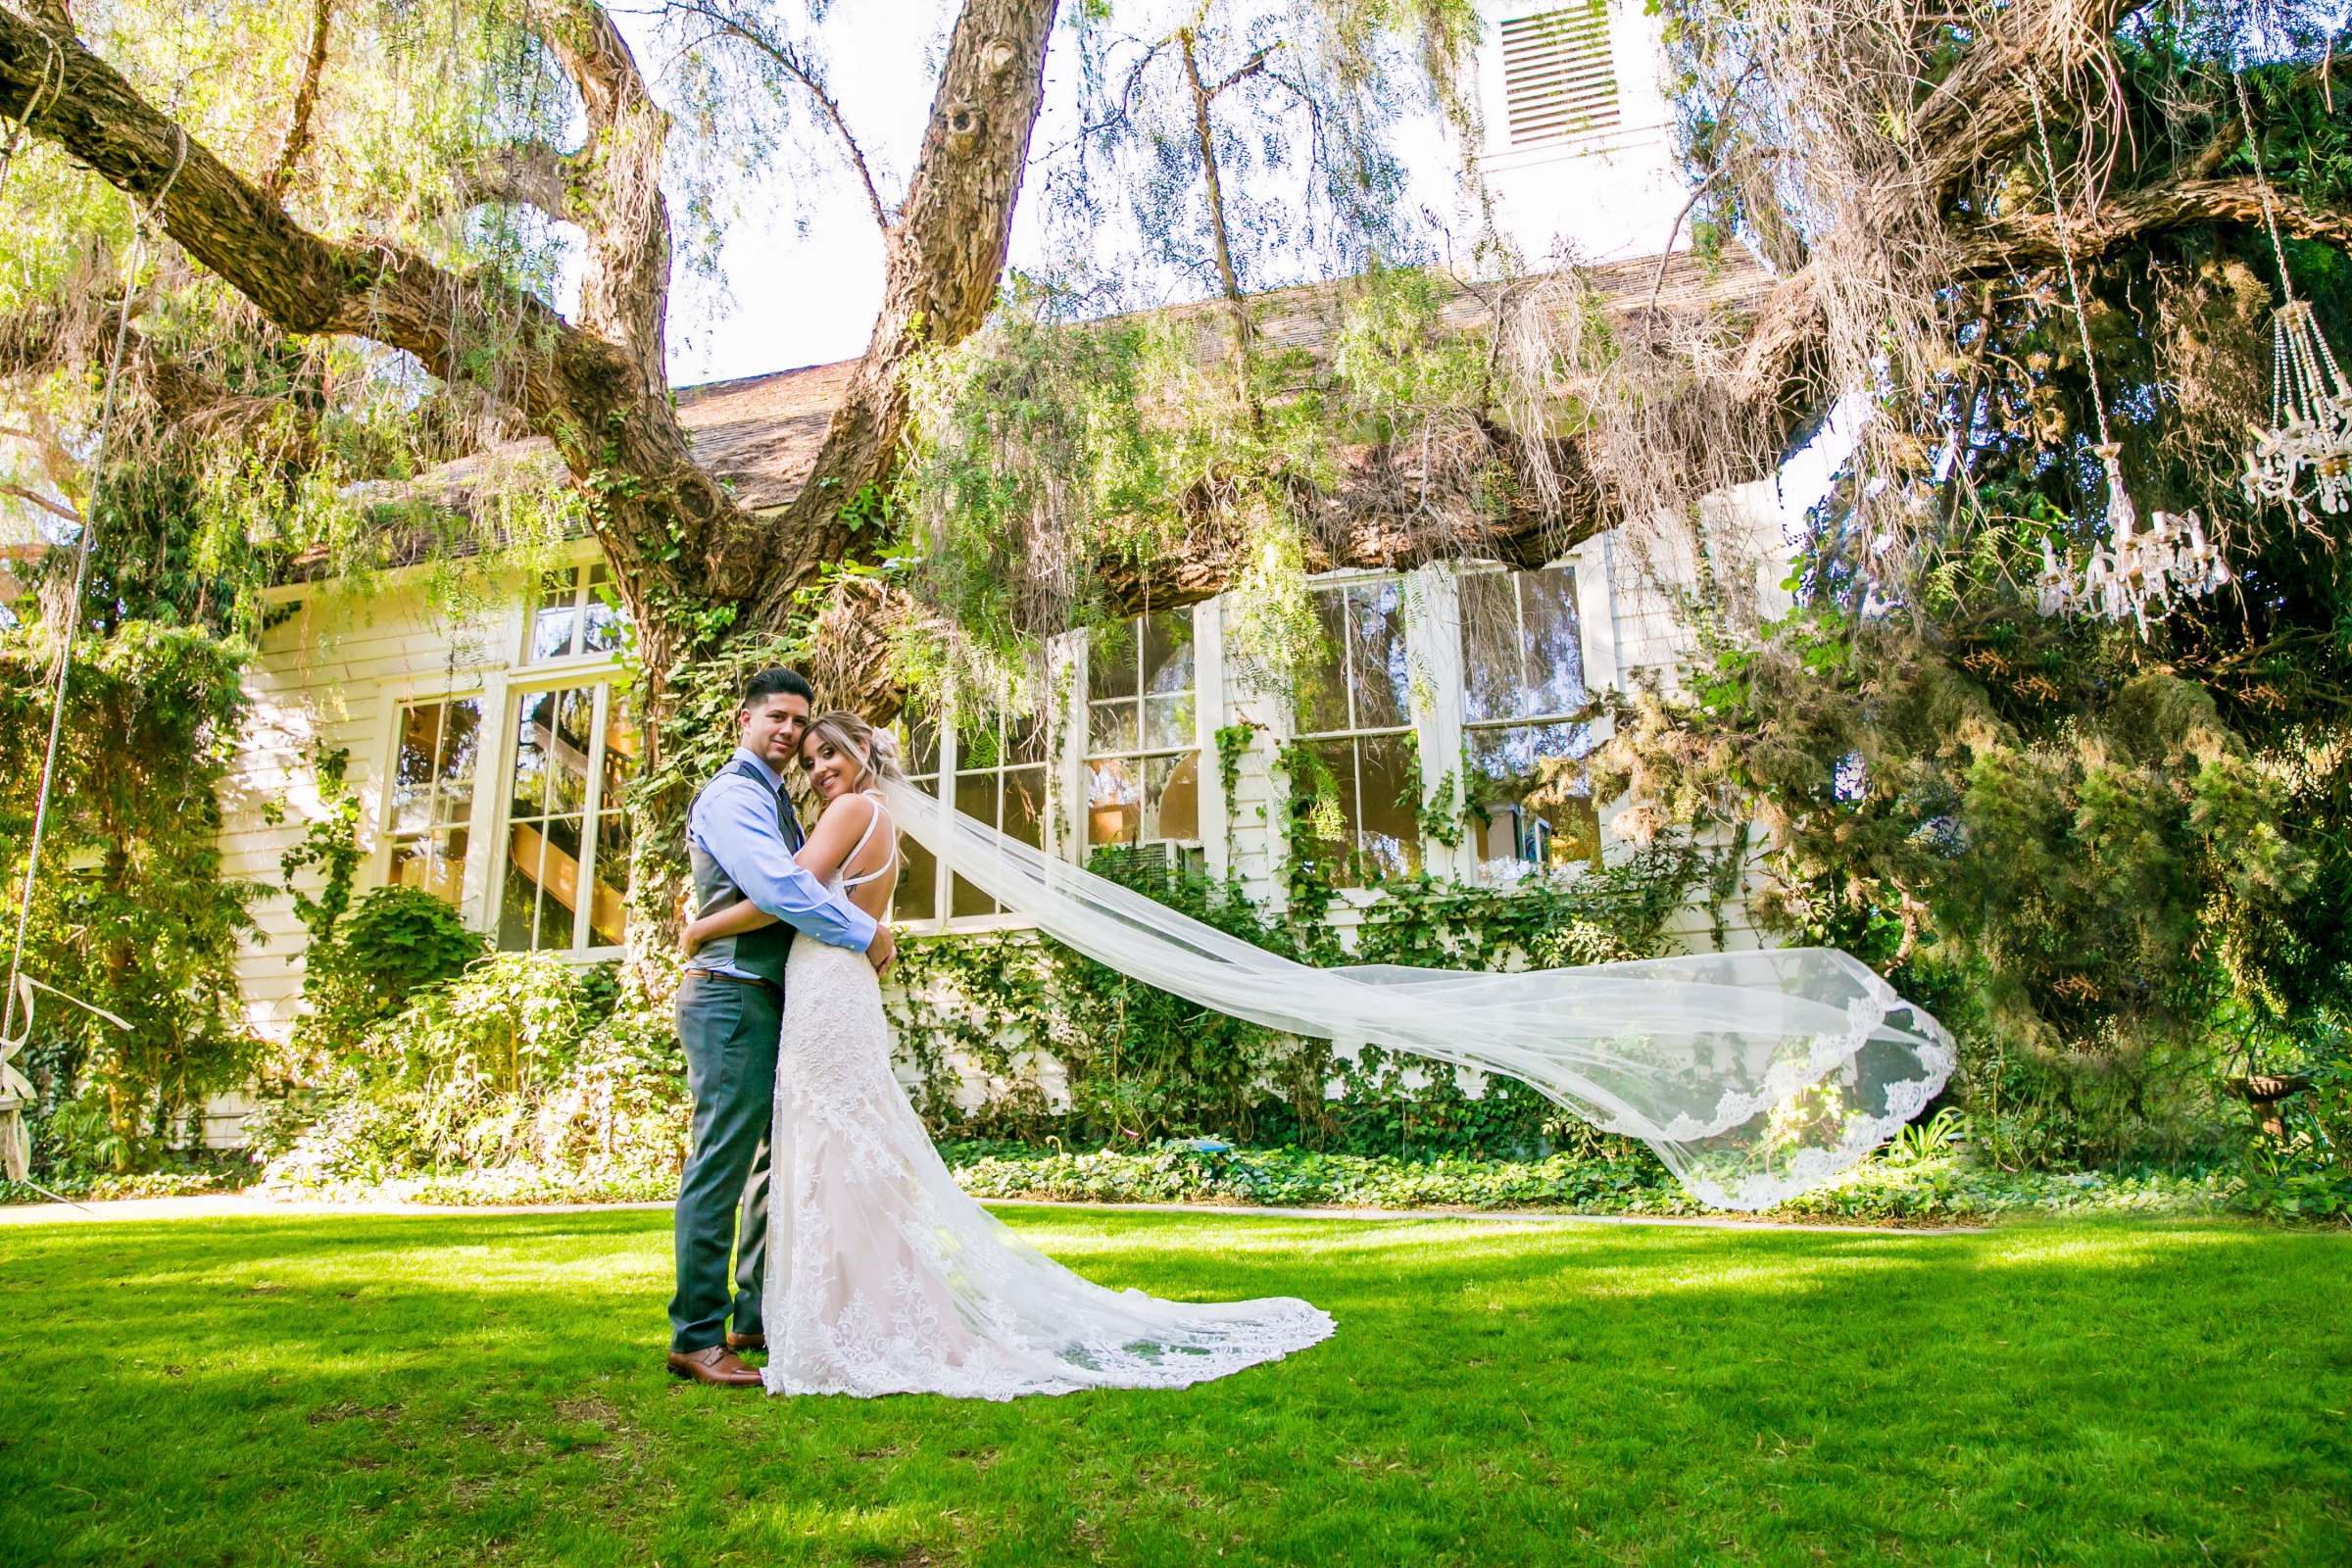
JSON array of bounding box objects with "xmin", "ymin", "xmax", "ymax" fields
[
  {"xmin": 263, "ymin": 0, "xmax": 332, "ymax": 202},
  {"xmin": 456, "ymin": 140, "xmax": 575, "ymax": 218},
  {"xmin": 526, "ymin": 0, "xmax": 672, "ymax": 391},
  {"xmin": 755, "ymin": 0, "xmax": 1063, "ymax": 624},
  {"xmin": 1954, "ymin": 174, "xmax": 2352, "ymax": 271},
  {"xmin": 0, "ymin": 4, "xmax": 759, "ymax": 648}
]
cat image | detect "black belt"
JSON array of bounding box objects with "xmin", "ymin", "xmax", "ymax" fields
[{"xmin": 682, "ymin": 968, "xmax": 778, "ymax": 990}]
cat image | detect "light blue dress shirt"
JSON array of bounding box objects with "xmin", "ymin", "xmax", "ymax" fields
[{"xmin": 686, "ymin": 746, "xmax": 878, "ymax": 978}]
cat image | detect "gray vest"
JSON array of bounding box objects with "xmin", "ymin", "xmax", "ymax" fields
[{"xmin": 687, "ymin": 757, "xmax": 798, "ymax": 984}]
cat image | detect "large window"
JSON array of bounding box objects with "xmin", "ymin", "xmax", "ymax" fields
[
  {"xmin": 1457, "ymin": 564, "xmax": 1598, "ymax": 881},
  {"xmin": 951, "ymin": 702, "xmax": 1048, "ymax": 920},
  {"xmin": 526, "ymin": 562, "xmax": 626, "ymax": 663},
  {"xmin": 497, "ymin": 681, "xmax": 636, "ymax": 952},
  {"xmin": 387, "ymin": 698, "xmax": 483, "ymax": 904},
  {"xmin": 1293, "ymin": 580, "xmax": 1422, "ymax": 887},
  {"xmin": 1085, "ymin": 611, "xmax": 1200, "ymax": 849},
  {"xmin": 892, "ymin": 693, "xmax": 1048, "ymax": 929}
]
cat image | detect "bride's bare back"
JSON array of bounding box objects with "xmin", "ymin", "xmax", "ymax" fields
[{"xmin": 826, "ymin": 792, "xmax": 898, "ymax": 921}]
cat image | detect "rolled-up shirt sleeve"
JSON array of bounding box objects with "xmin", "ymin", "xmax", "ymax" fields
[{"xmin": 690, "ymin": 775, "xmax": 879, "ymax": 953}]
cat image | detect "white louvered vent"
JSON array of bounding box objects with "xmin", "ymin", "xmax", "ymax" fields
[{"xmin": 1500, "ymin": 7, "xmax": 1621, "ymax": 150}]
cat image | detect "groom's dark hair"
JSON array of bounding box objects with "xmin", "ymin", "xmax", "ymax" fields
[{"xmin": 742, "ymin": 666, "xmax": 816, "ymax": 709}]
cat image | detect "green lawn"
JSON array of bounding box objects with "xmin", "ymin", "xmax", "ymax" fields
[{"xmin": 1, "ymin": 1208, "xmax": 2345, "ymax": 1567}]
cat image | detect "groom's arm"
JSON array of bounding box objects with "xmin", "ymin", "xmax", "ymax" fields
[{"xmin": 694, "ymin": 776, "xmax": 879, "ymax": 954}]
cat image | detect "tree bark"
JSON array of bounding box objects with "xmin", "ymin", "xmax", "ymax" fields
[{"xmin": 753, "ymin": 0, "xmax": 1062, "ymax": 624}]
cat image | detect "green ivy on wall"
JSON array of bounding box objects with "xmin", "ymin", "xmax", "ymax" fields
[{"xmin": 884, "ymin": 829, "xmax": 1712, "ymax": 1160}]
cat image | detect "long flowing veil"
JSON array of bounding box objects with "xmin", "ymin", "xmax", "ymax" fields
[{"xmin": 882, "ymin": 781, "xmax": 1955, "ymax": 1210}]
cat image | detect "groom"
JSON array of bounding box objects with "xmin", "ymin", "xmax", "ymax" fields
[{"xmin": 667, "ymin": 666, "xmax": 895, "ymax": 1389}]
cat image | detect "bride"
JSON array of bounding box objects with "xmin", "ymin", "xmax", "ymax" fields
[{"xmin": 681, "ymin": 710, "xmax": 1336, "ymax": 1400}]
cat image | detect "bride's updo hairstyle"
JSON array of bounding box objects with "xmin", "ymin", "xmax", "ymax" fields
[{"xmin": 801, "ymin": 710, "xmax": 906, "ymax": 789}]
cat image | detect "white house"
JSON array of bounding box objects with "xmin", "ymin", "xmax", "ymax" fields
[{"xmin": 208, "ymin": 5, "xmax": 1787, "ymax": 1136}]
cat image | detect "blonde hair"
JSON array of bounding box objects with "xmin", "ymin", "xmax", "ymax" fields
[{"xmin": 799, "ymin": 710, "xmax": 906, "ymax": 789}]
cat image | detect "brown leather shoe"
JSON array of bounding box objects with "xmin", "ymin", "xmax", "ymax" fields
[
  {"xmin": 666, "ymin": 1346, "xmax": 761, "ymax": 1389},
  {"xmin": 725, "ymin": 1331, "xmax": 766, "ymax": 1353}
]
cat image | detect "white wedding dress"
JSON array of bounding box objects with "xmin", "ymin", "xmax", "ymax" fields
[{"xmin": 760, "ymin": 792, "xmax": 1336, "ymax": 1399}]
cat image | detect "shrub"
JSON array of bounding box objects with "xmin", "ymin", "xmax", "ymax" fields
[
  {"xmin": 264, "ymin": 956, "xmax": 684, "ymax": 1192},
  {"xmin": 292, "ymin": 886, "xmax": 488, "ymax": 1068}
]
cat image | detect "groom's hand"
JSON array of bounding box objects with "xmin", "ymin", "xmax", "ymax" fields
[{"xmin": 866, "ymin": 922, "xmax": 897, "ymax": 976}]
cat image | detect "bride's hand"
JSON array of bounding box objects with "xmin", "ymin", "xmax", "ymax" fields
[{"xmin": 678, "ymin": 922, "xmax": 705, "ymax": 960}]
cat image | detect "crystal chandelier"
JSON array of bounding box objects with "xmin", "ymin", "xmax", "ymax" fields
[
  {"xmin": 2021, "ymin": 74, "xmax": 2230, "ymax": 637},
  {"xmin": 2235, "ymin": 75, "xmax": 2352, "ymax": 517},
  {"xmin": 2037, "ymin": 446, "xmax": 2230, "ymax": 634}
]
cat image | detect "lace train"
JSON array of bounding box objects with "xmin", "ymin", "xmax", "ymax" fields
[{"xmin": 761, "ymin": 939, "xmax": 1335, "ymax": 1399}]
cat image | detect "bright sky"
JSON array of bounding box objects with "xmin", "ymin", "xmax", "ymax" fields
[{"xmin": 612, "ymin": 1, "xmax": 1468, "ymax": 386}]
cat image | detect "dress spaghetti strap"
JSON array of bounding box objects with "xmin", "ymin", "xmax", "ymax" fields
[{"xmin": 837, "ymin": 789, "xmax": 897, "ymax": 890}]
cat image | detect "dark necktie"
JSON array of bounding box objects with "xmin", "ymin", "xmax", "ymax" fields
[{"xmin": 775, "ymin": 784, "xmax": 805, "ymax": 852}]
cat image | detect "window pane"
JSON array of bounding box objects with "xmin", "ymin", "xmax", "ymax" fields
[
  {"xmin": 902, "ymin": 709, "xmax": 940, "ymax": 775},
  {"xmin": 1346, "ymin": 582, "xmax": 1411, "ymax": 730},
  {"xmin": 1462, "ymin": 565, "xmax": 1587, "ymax": 723},
  {"xmin": 1467, "ymin": 721, "xmax": 1600, "ymax": 880},
  {"xmin": 1005, "ymin": 710, "xmax": 1048, "ymax": 766},
  {"xmin": 956, "ymin": 712, "xmax": 1004, "ymax": 771},
  {"xmin": 588, "ymin": 812, "xmax": 629, "ymax": 948},
  {"xmin": 580, "ymin": 593, "xmax": 626, "ymax": 654},
  {"xmin": 1088, "ymin": 700, "xmax": 1139, "ymax": 755},
  {"xmin": 510, "ymin": 693, "xmax": 552, "ymax": 817},
  {"xmin": 1088, "ymin": 619, "xmax": 1141, "ymax": 702},
  {"xmin": 1292, "ymin": 739, "xmax": 1359, "ymax": 886},
  {"xmin": 1355, "ymin": 732, "xmax": 1423, "ymax": 882},
  {"xmin": 1142, "ymin": 692, "xmax": 1195, "ymax": 752},
  {"xmin": 1458, "ymin": 569, "xmax": 1522, "ymax": 725},
  {"xmin": 1087, "ymin": 759, "xmax": 1142, "ymax": 847},
  {"xmin": 894, "ymin": 829, "xmax": 938, "ymax": 924},
  {"xmin": 1297, "ymin": 591, "xmax": 1351, "ymax": 734},
  {"xmin": 391, "ymin": 706, "xmax": 443, "ymax": 832},
  {"xmin": 530, "ymin": 584, "xmax": 577, "ymax": 661},
  {"xmin": 1141, "ymin": 611, "xmax": 1195, "ymax": 695},
  {"xmin": 1149, "ymin": 752, "xmax": 1200, "ymax": 842},
  {"xmin": 601, "ymin": 691, "xmax": 640, "ymax": 805},
  {"xmin": 951, "ymin": 772, "xmax": 1001, "ymax": 918},
  {"xmin": 436, "ymin": 700, "xmax": 482, "ymax": 822},
  {"xmin": 496, "ymin": 841, "xmax": 540, "ymax": 951},
  {"xmin": 545, "ymin": 688, "xmax": 595, "ymax": 817},
  {"xmin": 389, "ymin": 830, "xmax": 466, "ymax": 905},
  {"xmin": 1003, "ymin": 766, "xmax": 1047, "ymax": 849},
  {"xmin": 1521, "ymin": 565, "xmax": 1587, "ymax": 717}
]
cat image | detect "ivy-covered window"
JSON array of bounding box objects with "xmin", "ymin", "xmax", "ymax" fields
[
  {"xmin": 1085, "ymin": 611, "xmax": 1200, "ymax": 849},
  {"xmin": 1457, "ymin": 564, "xmax": 1599, "ymax": 880},
  {"xmin": 497, "ymin": 681, "xmax": 636, "ymax": 953},
  {"xmin": 526, "ymin": 562, "xmax": 626, "ymax": 662},
  {"xmin": 386, "ymin": 698, "xmax": 482, "ymax": 904},
  {"xmin": 1293, "ymin": 579, "xmax": 1423, "ymax": 887}
]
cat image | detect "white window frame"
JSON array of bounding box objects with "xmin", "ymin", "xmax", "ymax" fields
[
  {"xmin": 482, "ymin": 672, "xmax": 634, "ymax": 959},
  {"xmin": 520, "ymin": 559, "xmax": 627, "ymax": 668},
  {"xmin": 379, "ymin": 692, "xmax": 491, "ymax": 907},
  {"xmin": 1283, "ymin": 570, "xmax": 1442, "ymax": 891},
  {"xmin": 1446, "ymin": 559, "xmax": 1605, "ymax": 883},
  {"xmin": 891, "ymin": 684, "xmax": 1054, "ymax": 937},
  {"xmin": 1073, "ymin": 607, "xmax": 1211, "ymax": 862}
]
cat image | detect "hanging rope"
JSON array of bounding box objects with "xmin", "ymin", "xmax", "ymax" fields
[
  {"xmin": 2023, "ymin": 71, "xmax": 2115, "ymax": 451},
  {"xmin": 0, "ymin": 130, "xmax": 190, "ymax": 1182}
]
